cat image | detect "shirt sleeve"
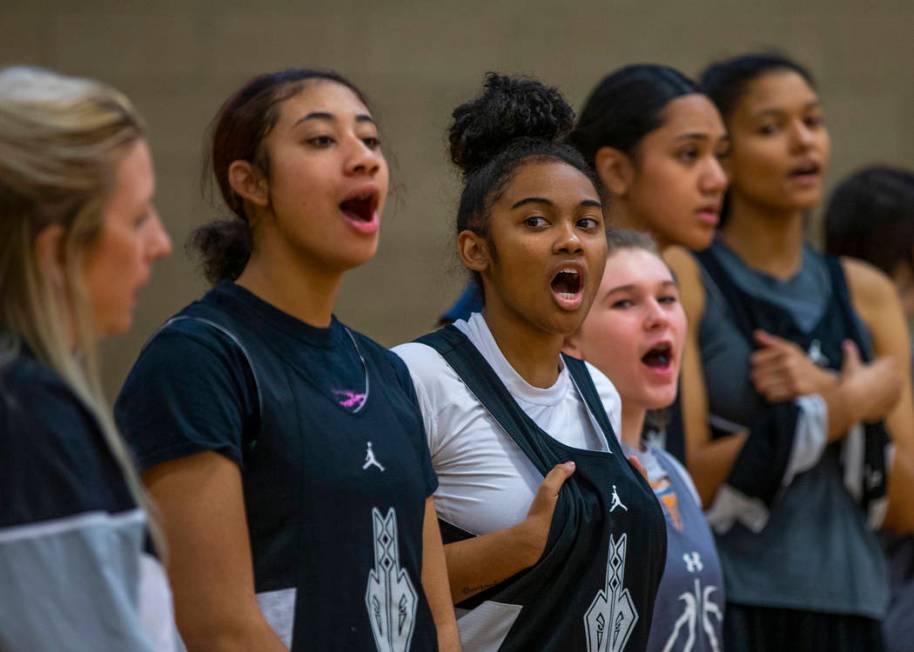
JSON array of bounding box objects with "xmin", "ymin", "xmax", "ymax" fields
[
  {"xmin": 392, "ymin": 343, "xmax": 442, "ymax": 456},
  {"xmin": 385, "ymin": 344, "xmax": 439, "ymax": 497},
  {"xmin": 115, "ymin": 320, "xmax": 257, "ymax": 471}
]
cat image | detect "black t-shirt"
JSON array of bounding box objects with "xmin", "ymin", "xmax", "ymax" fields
[{"xmin": 116, "ymin": 283, "xmax": 438, "ymax": 651}]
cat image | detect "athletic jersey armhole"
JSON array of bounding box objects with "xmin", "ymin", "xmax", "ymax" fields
[
  {"xmin": 657, "ymin": 447, "xmax": 702, "ymax": 506},
  {"xmin": 583, "ymin": 361, "xmax": 623, "ymax": 440}
]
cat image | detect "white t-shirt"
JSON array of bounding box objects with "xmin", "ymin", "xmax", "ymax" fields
[{"xmin": 393, "ymin": 313, "xmax": 622, "ymax": 537}]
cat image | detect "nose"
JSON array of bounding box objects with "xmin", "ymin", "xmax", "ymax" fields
[
  {"xmin": 699, "ymin": 156, "xmax": 728, "ymax": 195},
  {"xmin": 789, "ymin": 120, "xmax": 816, "ymax": 152},
  {"xmin": 345, "ymin": 136, "xmax": 383, "ymax": 177},
  {"xmin": 643, "ymin": 298, "xmax": 669, "ymax": 330},
  {"xmin": 145, "ymin": 211, "xmax": 172, "ymax": 262},
  {"xmin": 553, "ymin": 219, "xmax": 583, "ymax": 255}
]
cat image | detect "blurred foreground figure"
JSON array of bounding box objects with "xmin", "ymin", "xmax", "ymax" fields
[
  {"xmin": 826, "ymin": 166, "xmax": 914, "ymax": 652},
  {"xmin": 0, "ymin": 67, "xmax": 175, "ymax": 650}
]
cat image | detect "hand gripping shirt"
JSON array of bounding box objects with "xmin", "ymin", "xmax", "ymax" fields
[{"xmin": 396, "ymin": 315, "xmax": 667, "ymax": 651}]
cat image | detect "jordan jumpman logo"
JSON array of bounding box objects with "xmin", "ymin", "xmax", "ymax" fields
[
  {"xmin": 363, "ymin": 441, "xmax": 385, "ymax": 471},
  {"xmin": 609, "ymin": 485, "xmax": 628, "ymax": 512}
]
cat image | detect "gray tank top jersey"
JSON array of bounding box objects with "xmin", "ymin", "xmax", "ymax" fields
[
  {"xmin": 698, "ymin": 241, "xmax": 888, "ymax": 617},
  {"xmin": 631, "ymin": 445, "xmax": 725, "ymax": 652}
]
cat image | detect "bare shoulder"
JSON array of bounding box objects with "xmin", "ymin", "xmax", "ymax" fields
[
  {"xmin": 840, "ymin": 256, "xmax": 898, "ymax": 318},
  {"xmin": 663, "ymin": 245, "xmax": 706, "ymax": 322}
]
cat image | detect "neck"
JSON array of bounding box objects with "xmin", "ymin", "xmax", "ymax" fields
[
  {"xmin": 620, "ymin": 403, "xmax": 646, "ymax": 450},
  {"xmin": 236, "ymin": 232, "xmax": 343, "ymax": 328},
  {"xmin": 608, "ymin": 202, "xmax": 671, "ymax": 249},
  {"xmin": 720, "ymin": 193, "xmax": 805, "ymax": 279},
  {"xmin": 482, "ymin": 301, "xmax": 566, "ymax": 389}
]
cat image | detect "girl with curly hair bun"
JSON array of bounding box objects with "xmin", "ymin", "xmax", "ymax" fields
[{"xmin": 396, "ymin": 73, "xmax": 666, "ymax": 651}]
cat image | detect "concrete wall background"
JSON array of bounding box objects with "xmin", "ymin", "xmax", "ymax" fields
[{"xmin": 2, "ymin": 0, "xmax": 913, "ymax": 395}]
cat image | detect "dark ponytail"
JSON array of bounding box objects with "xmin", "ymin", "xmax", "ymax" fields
[
  {"xmin": 568, "ymin": 64, "xmax": 697, "ymax": 168},
  {"xmin": 699, "ymin": 52, "xmax": 816, "ymax": 123},
  {"xmin": 193, "ymin": 68, "xmax": 370, "ymax": 284}
]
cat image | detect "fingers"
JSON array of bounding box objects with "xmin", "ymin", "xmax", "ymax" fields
[
  {"xmin": 754, "ymin": 330, "xmax": 794, "ymax": 351},
  {"xmin": 537, "ymin": 462, "xmax": 575, "ymax": 499},
  {"xmin": 842, "ymin": 340, "xmax": 862, "ymax": 375}
]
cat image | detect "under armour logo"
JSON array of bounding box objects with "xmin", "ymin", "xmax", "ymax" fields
[
  {"xmin": 609, "ymin": 485, "xmax": 628, "ymax": 512},
  {"xmin": 683, "ymin": 551, "xmax": 703, "ymax": 573},
  {"xmin": 363, "ymin": 442, "xmax": 385, "ymax": 472},
  {"xmin": 808, "ymin": 339, "xmax": 829, "ymax": 367}
]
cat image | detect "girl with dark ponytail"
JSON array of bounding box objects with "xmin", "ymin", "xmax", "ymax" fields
[
  {"xmin": 115, "ymin": 69, "xmax": 459, "ymax": 651},
  {"xmin": 670, "ymin": 52, "xmax": 914, "ymax": 651},
  {"xmin": 568, "ymin": 64, "xmax": 728, "ymax": 252},
  {"xmin": 395, "ymin": 73, "xmax": 666, "ymax": 650}
]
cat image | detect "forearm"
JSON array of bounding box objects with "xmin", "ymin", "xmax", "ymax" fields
[
  {"xmin": 689, "ymin": 433, "xmax": 747, "ymax": 508},
  {"xmin": 444, "ymin": 521, "xmax": 540, "ymax": 603},
  {"xmin": 819, "ymin": 379, "xmax": 864, "ymax": 442},
  {"xmin": 885, "ymin": 446, "xmax": 914, "ymax": 534},
  {"xmin": 181, "ymin": 616, "xmax": 287, "ymax": 652},
  {"xmin": 421, "ymin": 499, "xmax": 462, "ymax": 652}
]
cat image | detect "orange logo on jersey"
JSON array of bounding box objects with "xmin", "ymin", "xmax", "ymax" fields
[{"xmin": 650, "ymin": 478, "xmax": 683, "ymax": 532}]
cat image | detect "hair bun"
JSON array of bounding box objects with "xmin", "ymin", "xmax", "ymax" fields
[{"xmin": 448, "ymin": 72, "xmax": 575, "ymax": 176}]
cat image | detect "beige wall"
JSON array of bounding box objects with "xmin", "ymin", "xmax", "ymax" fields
[{"xmin": 3, "ymin": 0, "xmax": 913, "ymax": 395}]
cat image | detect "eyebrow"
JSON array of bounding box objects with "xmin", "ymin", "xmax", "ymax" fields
[
  {"xmin": 511, "ymin": 196, "xmax": 602, "ymax": 209},
  {"xmin": 607, "ymin": 280, "xmax": 677, "ymax": 293},
  {"xmin": 292, "ymin": 111, "xmax": 375, "ymax": 127},
  {"xmin": 675, "ymin": 131, "xmax": 729, "ymax": 143},
  {"xmin": 752, "ymin": 101, "xmax": 821, "ymax": 119}
]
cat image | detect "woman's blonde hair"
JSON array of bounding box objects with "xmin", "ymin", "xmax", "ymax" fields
[{"xmin": 0, "ymin": 66, "xmax": 164, "ymax": 553}]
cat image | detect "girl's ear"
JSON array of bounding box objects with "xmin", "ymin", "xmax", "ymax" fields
[
  {"xmin": 594, "ymin": 146, "xmax": 635, "ymax": 197},
  {"xmin": 228, "ymin": 160, "xmax": 270, "ymax": 208},
  {"xmin": 34, "ymin": 224, "xmax": 66, "ymax": 288},
  {"xmin": 457, "ymin": 230, "xmax": 492, "ymax": 273}
]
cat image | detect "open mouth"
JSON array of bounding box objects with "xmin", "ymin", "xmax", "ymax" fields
[
  {"xmin": 551, "ymin": 267, "xmax": 582, "ymax": 298},
  {"xmin": 788, "ymin": 162, "xmax": 821, "ymax": 178},
  {"xmin": 340, "ymin": 191, "xmax": 378, "ymax": 222},
  {"xmin": 641, "ymin": 342, "xmax": 673, "ymax": 369}
]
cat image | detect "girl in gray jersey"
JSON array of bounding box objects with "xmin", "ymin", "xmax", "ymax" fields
[
  {"xmin": 566, "ymin": 229, "xmax": 725, "ymax": 652},
  {"xmin": 665, "ymin": 52, "xmax": 914, "ymax": 651}
]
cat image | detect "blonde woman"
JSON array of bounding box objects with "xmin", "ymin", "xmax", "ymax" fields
[{"xmin": 0, "ymin": 67, "xmax": 174, "ymax": 650}]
